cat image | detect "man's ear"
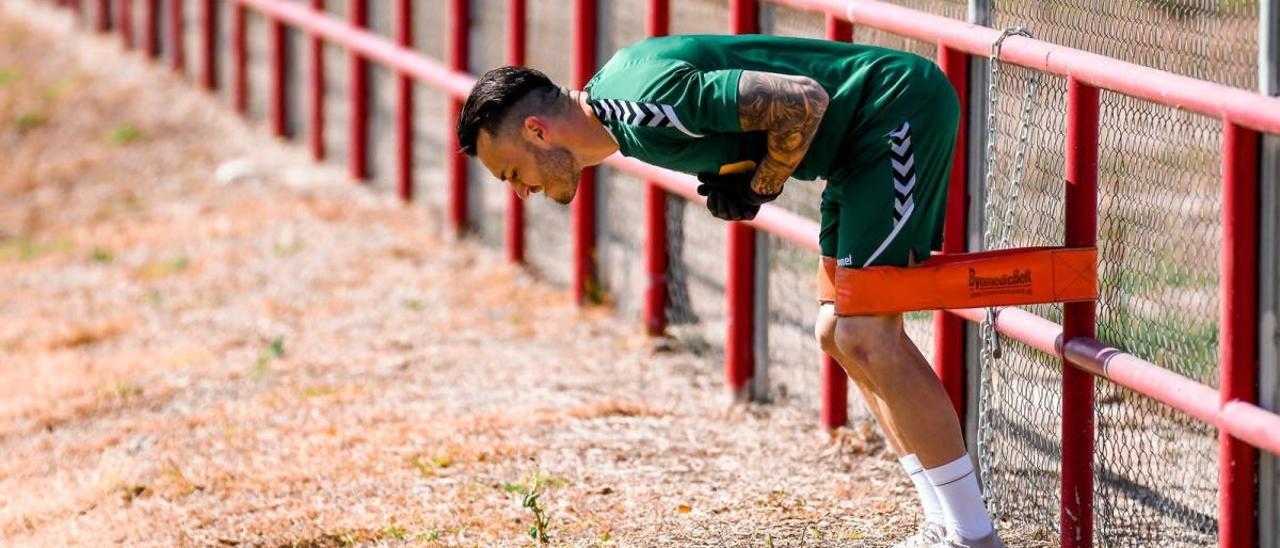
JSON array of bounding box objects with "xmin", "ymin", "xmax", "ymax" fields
[{"xmin": 522, "ymin": 116, "xmax": 548, "ymax": 144}]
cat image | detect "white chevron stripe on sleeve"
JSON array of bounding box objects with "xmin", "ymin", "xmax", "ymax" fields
[
  {"xmin": 661, "ymin": 104, "xmax": 704, "ymax": 138},
  {"xmin": 593, "ymin": 99, "xmax": 704, "ymax": 138},
  {"xmin": 644, "ymin": 103, "xmax": 665, "ymax": 127}
]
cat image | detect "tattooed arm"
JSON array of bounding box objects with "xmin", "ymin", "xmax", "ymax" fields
[{"xmin": 736, "ymin": 71, "xmax": 830, "ymax": 196}]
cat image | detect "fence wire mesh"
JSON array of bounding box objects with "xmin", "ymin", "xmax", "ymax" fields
[
  {"xmin": 1088, "ymin": 95, "xmax": 1224, "ymax": 548},
  {"xmin": 978, "ymin": 1, "xmax": 1254, "ymax": 544},
  {"xmin": 993, "ymin": 0, "xmax": 1258, "ymax": 90}
]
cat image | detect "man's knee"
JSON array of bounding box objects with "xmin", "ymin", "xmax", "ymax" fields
[
  {"xmin": 833, "ymin": 314, "xmax": 904, "ymax": 372},
  {"xmin": 814, "ymin": 303, "xmax": 840, "ymax": 355}
]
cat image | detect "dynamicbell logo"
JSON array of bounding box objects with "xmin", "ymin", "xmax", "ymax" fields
[{"xmin": 969, "ymin": 268, "xmax": 1033, "ymax": 290}]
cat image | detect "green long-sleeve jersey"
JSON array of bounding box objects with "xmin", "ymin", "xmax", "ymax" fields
[{"xmin": 584, "ymin": 34, "xmax": 948, "ymax": 181}]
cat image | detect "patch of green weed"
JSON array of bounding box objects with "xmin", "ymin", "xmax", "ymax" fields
[
  {"xmin": 106, "ymin": 124, "xmax": 142, "ymax": 145},
  {"xmin": 252, "ymin": 337, "xmax": 285, "ymax": 379},
  {"xmin": 138, "ymin": 256, "xmax": 189, "ymax": 278},
  {"xmin": 0, "ymin": 236, "xmax": 70, "ymax": 261},
  {"xmin": 0, "ymin": 68, "xmax": 19, "ymax": 86},
  {"xmin": 505, "ymin": 470, "xmax": 560, "ymax": 545},
  {"xmin": 380, "ymin": 524, "xmax": 408, "ymax": 540},
  {"xmin": 16, "ymin": 112, "xmax": 45, "ymax": 133}
]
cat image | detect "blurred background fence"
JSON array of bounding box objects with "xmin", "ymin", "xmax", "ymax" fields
[{"xmin": 56, "ymin": 0, "xmax": 1279, "ymax": 545}]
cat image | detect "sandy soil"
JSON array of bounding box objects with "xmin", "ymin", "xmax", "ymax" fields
[{"xmin": 0, "ymin": 4, "xmax": 1047, "ymax": 547}]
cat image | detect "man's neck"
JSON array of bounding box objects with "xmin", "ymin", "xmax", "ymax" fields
[{"xmin": 565, "ymin": 89, "xmax": 619, "ymax": 167}]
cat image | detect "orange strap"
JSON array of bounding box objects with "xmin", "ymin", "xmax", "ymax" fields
[
  {"xmin": 818, "ymin": 256, "xmax": 837, "ymax": 302},
  {"xmin": 835, "ymin": 246, "xmax": 1098, "ymax": 316}
]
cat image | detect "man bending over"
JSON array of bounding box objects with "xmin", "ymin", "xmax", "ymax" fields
[{"xmin": 456, "ymin": 34, "xmax": 1000, "ymax": 548}]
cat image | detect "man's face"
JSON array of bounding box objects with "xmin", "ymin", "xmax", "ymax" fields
[{"xmin": 476, "ymin": 121, "xmax": 581, "ymax": 205}]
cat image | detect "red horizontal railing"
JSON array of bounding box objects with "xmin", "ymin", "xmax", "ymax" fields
[{"xmin": 66, "ymin": 0, "xmax": 1277, "ymax": 545}]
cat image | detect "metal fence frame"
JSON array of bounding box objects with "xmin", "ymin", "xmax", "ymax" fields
[{"xmin": 50, "ymin": 0, "xmax": 1280, "ymax": 545}]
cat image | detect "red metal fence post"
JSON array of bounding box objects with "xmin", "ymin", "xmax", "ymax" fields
[
  {"xmin": 934, "ymin": 43, "xmax": 969, "ymax": 421},
  {"xmin": 270, "ymin": 13, "xmax": 286, "ymax": 137},
  {"xmin": 394, "ymin": 0, "xmax": 413, "ymax": 202},
  {"xmin": 169, "ymin": 0, "xmax": 184, "ymax": 73},
  {"xmin": 447, "ymin": 0, "xmax": 468, "ymax": 230},
  {"xmin": 819, "ymin": 353, "xmax": 847, "ymax": 428},
  {"xmin": 820, "ymin": 12, "xmax": 851, "ymax": 429},
  {"xmin": 1062, "ymin": 77, "xmax": 1098, "ymax": 548},
  {"xmin": 144, "ymin": 0, "xmax": 159, "ymax": 58},
  {"xmin": 643, "ymin": 182, "xmax": 667, "ymax": 333},
  {"xmin": 120, "ymin": 0, "xmax": 133, "ymax": 49},
  {"xmin": 642, "ymin": 0, "xmax": 670, "ymax": 335},
  {"xmin": 506, "ymin": 0, "xmax": 526, "ymax": 262},
  {"xmin": 349, "ymin": 0, "xmax": 368, "ymax": 181},
  {"xmin": 725, "ymin": 0, "xmax": 758, "ymax": 401},
  {"xmin": 571, "ymin": 0, "xmax": 599, "ymax": 304},
  {"xmin": 96, "ymin": 0, "xmax": 110, "ymax": 32},
  {"xmin": 232, "ymin": 0, "xmax": 246, "ymax": 114},
  {"xmin": 199, "ymin": 0, "xmax": 214, "ymax": 90},
  {"xmin": 572, "ymin": 0, "xmax": 598, "ymax": 305},
  {"xmin": 1220, "ymin": 120, "xmax": 1260, "ymax": 548},
  {"xmin": 308, "ymin": 0, "xmax": 324, "ymax": 160}
]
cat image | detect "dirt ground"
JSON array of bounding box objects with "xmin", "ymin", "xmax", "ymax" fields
[{"xmin": 0, "ymin": 4, "xmax": 1048, "ymax": 547}]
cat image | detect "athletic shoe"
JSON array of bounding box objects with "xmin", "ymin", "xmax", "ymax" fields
[
  {"xmin": 891, "ymin": 522, "xmax": 947, "ymax": 548},
  {"xmin": 928, "ymin": 530, "xmax": 1005, "ymax": 548}
]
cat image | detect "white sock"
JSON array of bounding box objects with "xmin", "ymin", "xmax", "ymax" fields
[
  {"xmin": 899, "ymin": 454, "xmax": 946, "ymax": 527},
  {"xmin": 924, "ymin": 455, "xmax": 994, "ymax": 539}
]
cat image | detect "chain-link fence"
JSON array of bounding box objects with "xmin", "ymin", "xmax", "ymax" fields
[{"xmin": 976, "ymin": 1, "xmax": 1258, "ymax": 544}]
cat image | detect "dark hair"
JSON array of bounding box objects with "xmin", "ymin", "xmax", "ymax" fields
[{"xmin": 456, "ymin": 66, "xmax": 560, "ymax": 156}]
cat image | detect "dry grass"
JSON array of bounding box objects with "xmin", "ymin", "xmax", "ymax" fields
[{"xmin": 0, "ymin": 4, "xmax": 1052, "ymax": 547}]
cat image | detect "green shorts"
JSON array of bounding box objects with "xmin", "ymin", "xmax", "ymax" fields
[{"xmin": 819, "ymin": 83, "xmax": 960, "ymax": 273}]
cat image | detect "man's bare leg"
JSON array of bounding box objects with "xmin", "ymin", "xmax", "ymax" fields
[
  {"xmin": 815, "ymin": 303, "xmax": 908, "ymax": 453},
  {"xmin": 816, "ymin": 303, "xmax": 948, "ymax": 546},
  {"xmin": 831, "ymin": 313, "xmax": 997, "ymax": 545}
]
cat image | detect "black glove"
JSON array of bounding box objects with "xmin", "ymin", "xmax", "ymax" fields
[{"xmin": 695, "ymin": 172, "xmax": 781, "ymax": 221}]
